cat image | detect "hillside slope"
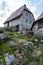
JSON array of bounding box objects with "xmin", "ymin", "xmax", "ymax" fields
[{"xmin": 0, "ymin": 28, "xmax": 43, "ymax": 65}]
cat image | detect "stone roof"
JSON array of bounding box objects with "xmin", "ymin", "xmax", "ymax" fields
[{"xmin": 4, "ymin": 4, "xmax": 33, "ymax": 24}]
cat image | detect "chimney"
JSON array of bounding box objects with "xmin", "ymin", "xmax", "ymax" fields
[{"xmin": 24, "ymin": 4, "xmax": 26, "ymax": 7}]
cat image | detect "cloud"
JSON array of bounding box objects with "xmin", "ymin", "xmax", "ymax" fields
[
  {"xmin": 0, "ymin": 10, "xmax": 4, "ymax": 15},
  {"xmin": 4, "ymin": 0, "xmax": 25, "ymax": 12},
  {"xmin": 29, "ymin": 6, "xmax": 37, "ymax": 19},
  {"xmin": 0, "ymin": 0, "xmax": 7, "ymax": 10},
  {"xmin": 30, "ymin": 6, "xmax": 37, "ymax": 13},
  {"xmin": 28, "ymin": 0, "xmax": 43, "ymax": 19}
]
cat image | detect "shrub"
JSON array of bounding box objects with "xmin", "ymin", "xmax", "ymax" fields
[{"xmin": 0, "ymin": 30, "xmax": 4, "ymax": 33}]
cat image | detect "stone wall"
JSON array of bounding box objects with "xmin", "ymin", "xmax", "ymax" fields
[
  {"xmin": 19, "ymin": 9, "xmax": 35, "ymax": 33},
  {"xmin": 4, "ymin": 9, "xmax": 35, "ymax": 34}
]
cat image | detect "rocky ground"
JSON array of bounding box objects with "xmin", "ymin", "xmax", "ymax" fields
[{"xmin": 0, "ymin": 28, "xmax": 43, "ymax": 65}]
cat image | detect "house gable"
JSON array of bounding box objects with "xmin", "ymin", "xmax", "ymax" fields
[
  {"xmin": 4, "ymin": 4, "xmax": 33, "ymax": 24},
  {"xmin": 20, "ymin": 9, "xmax": 35, "ymax": 29},
  {"xmin": 32, "ymin": 18, "xmax": 43, "ymax": 34}
]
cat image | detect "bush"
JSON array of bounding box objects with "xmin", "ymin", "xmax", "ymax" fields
[{"xmin": 0, "ymin": 30, "xmax": 4, "ymax": 33}]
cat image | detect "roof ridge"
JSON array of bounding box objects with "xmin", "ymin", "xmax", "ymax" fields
[{"xmin": 4, "ymin": 4, "xmax": 32, "ymax": 23}]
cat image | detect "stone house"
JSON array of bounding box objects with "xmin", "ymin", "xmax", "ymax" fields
[
  {"xmin": 31, "ymin": 13, "xmax": 43, "ymax": 35},
  {"xmin": 4, "ymin": 5, "xmax": 35, "ymax": 34}
]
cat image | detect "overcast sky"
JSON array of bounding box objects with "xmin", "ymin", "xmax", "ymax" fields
[{"xmin": 0, "ymin": 0, "xmax": 43, "ymax": 27}]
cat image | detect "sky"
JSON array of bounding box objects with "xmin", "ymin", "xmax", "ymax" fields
[{"xmin": 0, "ymin": 0, "xmax": 43, "ymax": 27}]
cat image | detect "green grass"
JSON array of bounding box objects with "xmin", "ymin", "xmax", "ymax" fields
[
  {"xmin": 0, "ymin": 28, "xmax": 43, "ymax": 65},
  {"xmin": 0, "ymin": 41, "xmax": 17, "ymax": 65}
]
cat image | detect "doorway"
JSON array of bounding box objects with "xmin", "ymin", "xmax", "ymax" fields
[{"xmin": 16, "ymin": 25, "xmax": 19, "ymax": 32}]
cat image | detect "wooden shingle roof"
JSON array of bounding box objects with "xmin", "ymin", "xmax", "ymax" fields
[
  {"xmin": 31, "ymin": 12, "xmax": 43, "ymax": 30},
  {"xmin": 4, "ymin": 4, "xmax": 33, "ymax": 24}
]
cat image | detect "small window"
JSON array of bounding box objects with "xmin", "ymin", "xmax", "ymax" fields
[
  {"xmin": 34, "ymin": 27, "xmax": 36, "ymax": 29},
  {"xmin": 26, "ymin": 13, "xmax": 28, "ymax": 16},
  {"xmin": 26, "ymin": 19, "xmax": 28, "ymax": 23},
  {"xmin": 33, "ymin": 17, "xmax": 34, "ymax": 21},
  {"xmin": 30, "ymin": 21, "xmax": 31, "ymax": 24}
]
